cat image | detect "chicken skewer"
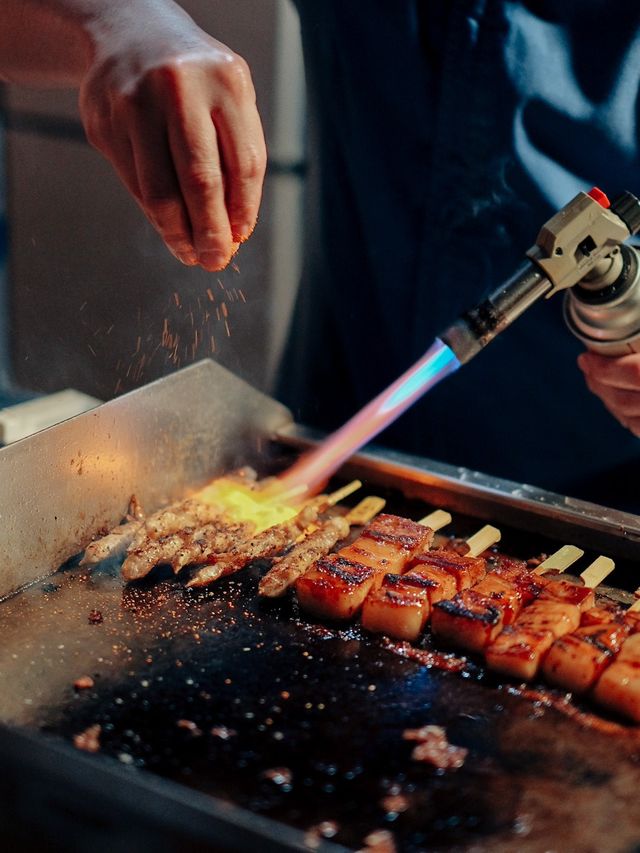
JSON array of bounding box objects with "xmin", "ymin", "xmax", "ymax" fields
[
  {"xmin": 361, "ymin": 523, "xmax": 499, "ymax": 641},
  {"xmin": 295, "ymin": 510, "xmax": 450, "ymax": 621},
  {"xmin": 79, "ymin": 495, "xmax": 145, "ymax": 567},
  {"xmin": 186, "ymin": 481, "xmax": 363, "ymax": 589},
  {"xmin": 258, "ymin": 496, "xmax": 386, "ymax": 599}
]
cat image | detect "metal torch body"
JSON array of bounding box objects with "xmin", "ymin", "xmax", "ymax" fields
[{"xmin": 442, "ymin": 188, "xmax": 640, "ymax": 363}]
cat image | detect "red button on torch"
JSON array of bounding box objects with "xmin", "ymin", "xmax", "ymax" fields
[{"xmin": 588, "ymin": 187, "xmax": 611, "ymax": 208}]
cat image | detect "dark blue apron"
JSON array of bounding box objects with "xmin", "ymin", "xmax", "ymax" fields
[{"xmin": 278, "ymin": 1, "xmax": 640, "ymax": 510}]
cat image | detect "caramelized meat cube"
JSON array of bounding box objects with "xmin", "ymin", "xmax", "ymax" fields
[
  {"xmin": 361, "ymin": 574, "xmax": 431, "ymax": 641},
  {"xmin": 406, "ymin": 565, "xmax": 457, "ymax": 604},
  {"xmin": 542, "ymin": 622, "xmax": 631, "ymax": 693},
  {"xmin": 295, "ymin": 555, "xmax": 375, "ymax": 621},
  {"xmin": 593, "ymin": 633, "xmax": 640, "ymax": 723},
  {"xmin": 341, "ymin": 514, "xmax": 433, "ymax": 575},
  {"xmin": 516, "ymin": 600, "xmax": 581, "ymax": 637},
  {"xmin": 540, "ymin": 577, "xmax": 595, "ymax": 611},
  {"xmin": 486, "ymin": 627, "xmax": 555, "ymax": 680},
  {"xmin": 409, "ymin": 550, "xmax": 486, "ymax": 591},
  {"xmin": 472, "ymin": 573, "xmax": 523, "ymax": 626},
  {"xmin": 431, "ymin": 589, "xmax": 503, "ymax": 653}
]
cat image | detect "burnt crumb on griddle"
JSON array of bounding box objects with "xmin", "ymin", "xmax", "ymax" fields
[
  {"xmin": 88, "ymin": 609, "xmax": 103, "ymax": 624},
  {"xmin": 73, "ymin": 723, "xmax": 101, "ymax": 753},
  {"xmin": 73, "ymin": 675, "xmax": 95, "ymax": 690},
  {"xmin": 359, "ymin": 828, "xmax": 397, "ymax": 852},
  {"xmin": 304, "ymin": 821, "xmax": 340, "ymax": 846},
  {"xmin": 41, "ymin": 582, "xmax": 60, "ymax": 594},
  {"xmin": 403, "ymin": 725, "xmax": 468, "ymax": 769},
  {"xmin": 526, "ymin": 553, "xmax": 549, "ymax": 569},
  {"xmin": 260, "ymin": 767, "xmax": 293, "ymax": 788},
  {"xmin": 210, "ymin": 725, "xmax": 237, "ymax": 740},
  {"xmin": 176, "ymin": 719, "xmax": 203, "ymax": 736}
]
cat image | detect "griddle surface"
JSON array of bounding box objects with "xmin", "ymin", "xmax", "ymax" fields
[{"xmin": 2, "ymin": 510, "xmax": 640, "ymax": 852}]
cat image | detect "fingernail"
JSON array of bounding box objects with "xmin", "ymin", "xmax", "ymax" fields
[
  {"xmin": 177, "ymin": 251, "xmax": 198, "ymax": 266},
  {"xmin": 200, "ymin": 251, "xmax": 229, "ymax": 270},
  {"xmin": 236, "ymin": 224, "xmax": 254, "ymax": 242}
]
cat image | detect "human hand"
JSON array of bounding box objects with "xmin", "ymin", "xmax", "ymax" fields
[
  {"xmin": 78, "ymin": 2, "xmax": 266, "ymax": 271},
  {"xmin": 577, "ymin": 351, "xmax": 640, "ymax": 437}
]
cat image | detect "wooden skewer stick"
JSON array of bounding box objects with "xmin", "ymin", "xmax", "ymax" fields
[
  {"xmin": 465, "ymin": 525, "xmax": 501, "ymax": 558},
  {"xmin": 418, "ymin": 509, "xmax": 452, "ymax": 532},
  {"xmin": 532, "ymin": 545, "xmax": 584, "ymax": 576},
  {"xmin": 345, "ymin": 496, "xmax": 386, "ymax": 526},
  {"xmin": 580, "ymin": 555, "xmax": 615, "ymax": 589},
  {"xmin": 324, "ymin": 480, "xmax": 363, "ymax": 506},
  {"xmin": 628, "ymin": 598, "xmax": 640, "ymax": 613}
]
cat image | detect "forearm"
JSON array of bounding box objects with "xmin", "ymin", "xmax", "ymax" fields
[{"xmin": 0, "ymin": 0, "xmax": 195, "ymax": 88}]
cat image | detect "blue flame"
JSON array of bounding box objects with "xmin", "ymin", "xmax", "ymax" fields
[{"xmin": 380, "ymin": 339, "xmax": 461, "ymax": 415}]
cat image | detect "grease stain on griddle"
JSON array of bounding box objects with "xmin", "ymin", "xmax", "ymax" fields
[{"xmin": 1, "ymin": 527, "xmax": 640, "ymax": 850}]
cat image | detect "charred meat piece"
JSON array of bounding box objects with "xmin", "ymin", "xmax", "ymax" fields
[
  {"xmin": 259, "ymin": 516, "xmax": 350, "ymax": 598},
  {"xmin": 361, "ymin": 574, "xmax": 431, "ymax": 641},
  {"xmin": 485, "ymin": 627, "xmax": 556, "ymax": 681},
  {"xmin": 187, "ymin": 503, "xmax": 321, "ymax": 588},
  {"xmin": 339, "ymin": 514, "xmax": 433, "ymax": 576},
  {"xmin": 405, "ymin": 565, "xmax": 457, "ymax": 605},
  {"xmin": 542, "ymin": 621, "xmax": 632, "ymax": 694},
  {"xmin": 409, "ymin": 550, "xmax": 486, "ymax": 592},
  {"xmin": 592, "ymin": 632, "xmax": 640, "ymax": 723},
  {"xmin": 485, "ymin": 599, "xmax": 581, "ymax": 680},
  {"xmin": 431, "ymin": 589, "xmax": 504, "ymax": 653},
  {"xmin": 539, "ymin": 577, "xmax": 596, "ymax": 611},
  {"xmin": 296, "ymin": 554, "xmax": 376, "ymax": 620}
]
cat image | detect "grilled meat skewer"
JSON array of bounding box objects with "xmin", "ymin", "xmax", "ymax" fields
[
  {"xmin": 296, "ymin": 514, "xmax": 436, "ymax": 620},
  {"xmin": 361, "ymin": 525, "xmax": 497, "ymax": 641},
  {"xmin": 80, "ymin": 495, "xmax": 145, "ymax": 567},
  {"xmin": 258, "ymin": 497, "xmax": 386, "ymax": 599},
  {"xmin": 484, "ymin": 555, "xmax": 613, "ymax": 680},
  {"xmin": 186, "ymin": 502, "xmax": 323, "ymax": 589}
]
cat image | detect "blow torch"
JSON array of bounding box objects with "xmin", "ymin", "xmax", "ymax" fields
[
  {"xmin": 442, "ymin": 187, "xmax": 640, "ymax": 360},
  {"xmin": 279, "ymin": 187, "xmax": 640, "ymax": 496}
]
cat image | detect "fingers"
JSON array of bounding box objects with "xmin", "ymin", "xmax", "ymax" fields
[
  {"xmin": 578, "ymin": 352, "xmax": 640, "ymax": 436},
  {"xmin": 80, "ymin": 43, "xmax": 265, "ymax": 272},
  {"xmin": 214, "ymin": 73, "xmax": 267, "ymax": 242},
  {"xmin": 577, "ymin": 351, "xmax": 640, "ymax": 390},
  {"xmin": 128, "ymin": 114, "xmax": 198, "ymax": 265},
  {"xmin": 167, "ymin": 109, "xmax": 233, "ymax": 270}
]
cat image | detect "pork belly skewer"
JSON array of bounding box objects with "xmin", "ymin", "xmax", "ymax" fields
[
  {"xmin": 80, "ymin": 495, "xmax": 146, "ymax": 567},
  {"xmin": 360, "ymin": 522, "xmax": 497, "ymax": 641},
  {"xmin": 258, "ymin": 496, "xmax": 386, "ymax": 599},
  {"xmin": 592, "ymin": 600, "xmax": 640, "ymax": 723},
  {"xmin": 431, "ymin": 545, "xmax": 584, "ymax": 656},
  {"xmin": 295, "ymin": 510, "xmax": 449, "ymax": 621},
  {"xmin": 483, "ymin": 553, "xmax": 614, "ymax": 680},
  {"xmin": 186, "ymin": 481, "xmax": 362, "ymax": 589}
]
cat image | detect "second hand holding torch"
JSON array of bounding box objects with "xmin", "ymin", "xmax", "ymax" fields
[{"xmin": 279, "ymin": 187, "xmax": 640, "ymax": 496}]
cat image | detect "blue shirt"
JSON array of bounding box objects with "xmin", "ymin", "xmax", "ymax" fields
[{"xmin": 278, "ymin": 1, "xmax": 640, "ymax": 510}]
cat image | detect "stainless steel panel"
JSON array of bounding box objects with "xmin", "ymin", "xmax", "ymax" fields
[
  {"xmin": 277, "ymin": 423, "xmax": 640, "ymax": 561},
  {"xmin": 0, "ymin": 359, "xmax": 292, "ymax": 597}
]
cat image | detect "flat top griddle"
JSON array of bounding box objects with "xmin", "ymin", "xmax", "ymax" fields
[{"xmin": 2, "ymin": 488, "xmax": 640, "ymax": 853}]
